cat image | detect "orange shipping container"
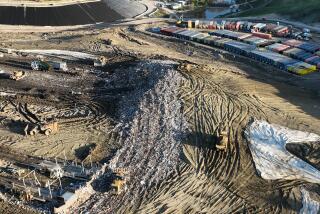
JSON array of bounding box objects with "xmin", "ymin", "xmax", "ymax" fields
[{"xmin": 252, "ymin": 32, "xmax": 272, "ymax": 39}]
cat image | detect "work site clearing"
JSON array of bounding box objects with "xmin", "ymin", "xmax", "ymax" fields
[{"xmin": 0, "ymin": 20, "xmax": 320, "ymax": 214}]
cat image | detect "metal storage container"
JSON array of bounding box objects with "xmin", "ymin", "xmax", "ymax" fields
[
  {"xmin": 252, "ymin": 32, "xmax": 272, "ymax": 39},
  {"xmin": 283, "ymin": 48, "xmax": 313, "ymax": 61},
  {"xmin": 203, "ymin": 36, "xmax": 220, "ymax": 46},
  {"xmin": 194, "ymin": 33, "xmax": 209, "ymax": 43},
  {"xmin": 172, "ymin": 28, "xmax": 187, "ymax": 37},
  {"xmin": 267, "ymin": 43, "xmax": 290, "ymax": 53},
  {"xmin": 283, "ymin": 39, "xmax": 303, "ymax": 47},
  {"xmin": 249, "ymin": 50, "xmax": 298, "ymax": 70},
  {"xmin": 305, "ymin": 56, "xmax": 320, "ymax": 69},
  {"xmin": 224, "ymin": 41, "xmax": 256, "ymax": 56},
  {"xmin": 189, "ymin": 31, "xmax": 202, "ymax": 41},
  {"xmin": 287, "ymin": 61, "xmax": 317, "ymax": 75},
  {"xmin": 244, "ymin": 36, "xmax": 272, "ymax": 47},
  {"xmin": 177, "ymin": 30, "xmax": 195, "ymax": 40},
  {"xmin": 296, "ymin": 42, "xmax": 320, "ymax": 53},
  {"xmin": 160, "ymin": 26, "xmax": 180, "ymax": 36},
  {"xmin": 214, "ymin": 38, "xmax": 233, "ymax": 47}
]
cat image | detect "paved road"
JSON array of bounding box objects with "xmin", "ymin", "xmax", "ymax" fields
[{"xmin": 135, "ymin": 0, "xmax": 157, "ymax": 18}]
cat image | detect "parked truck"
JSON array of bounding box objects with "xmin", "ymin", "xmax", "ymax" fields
[{"xmin": 31, "ymin": 60, "xmax": 68, "ymax": 71}]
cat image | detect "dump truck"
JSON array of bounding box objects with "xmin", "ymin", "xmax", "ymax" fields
[
  {"xmin": 24, "ymin": 121, "xmax": 59, "ymax": 136},
  {"xmin": 31, "ymin": 60, "xmax": 68, "ymax": 72},
  {"xmin": 216, "ymin": 129, "xmax": 229, "ymax": 151}
]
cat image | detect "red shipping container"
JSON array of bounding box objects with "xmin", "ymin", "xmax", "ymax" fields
[{"xmin": 252, "ymin": 32, "xmax": 272, "ymax": 39}]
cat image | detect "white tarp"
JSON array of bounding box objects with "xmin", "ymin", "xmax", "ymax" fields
[
  {"xmin": 19, "ymin": 49, "xmax": 97, "ymax": 61},
  {"xmin": 245, "ymin": 120, "xmax": 320, "ymax": 183},
  {"xmin": 300, "ymin": 188, "xmax": 320, "ymax": 214}
]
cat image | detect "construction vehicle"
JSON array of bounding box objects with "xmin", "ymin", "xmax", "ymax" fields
[
  {"xmin": 21, "ymin": 189, "xmax": 33, "ymax": 202},
  {"xmin": 24, "ymin": 121, "xmax": 59, "ymax": 136},
  {"xmin": 111, "ymin": 178, "xmax": 126, "ymax": 194},
  {"xmin": 111, "ymin": 168, "xmax": 128, "ymax": 194},
  {"xmin": 31, "ymin": 60, "xmax": 51, "ymax": 71},
  {"xmin": 176, "ymin": 15, "xmax": 187, "ymax": 28},
  {"xmin": 216, "ymin": 129, "xmax": 229, "ymax": 151},
  {"xmin": 0, "ymin": 70, "xmax": 26, "ymax": 81},
  {"xmin": 10, "ymin": 71, "xmax": 26, "ymax": 81},
  {"xmin": 94, "ymin": 56, "xmax": 107, "ymax": 67}
]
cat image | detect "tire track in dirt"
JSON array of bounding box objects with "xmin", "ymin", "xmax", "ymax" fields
[{"xmin": 174, "ymin": 64, "xmax": 304, "ymax": 213}]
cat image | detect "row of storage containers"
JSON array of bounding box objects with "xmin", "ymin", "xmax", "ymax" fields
[
  {"xmin": 209, "ymin": 30, "xmax": 274, "ymax": 47},
  {"xmin": 249, "ymin": 50, "xmax": 298, "ymax": 70},
  {"xmin": 249, "ymin": 50, "xmax": 316, "ymax": 75},
  {"xmin": 180, "ymin": 19, "xmax": 290, "ymax": 37},
  {"xmin": 267, "ymin": 43, "xmax": 320, "ymax": 69},
  {"xmin": 282, "ymin": 39, "xmax": 320, "ymax": 53},
  {"xmin": 305, "ymin": 56, "xmax": 320, "ymax": 69},
  {"xmin": 209, "ymin": 30, "xmax": 251, "ymax": 41},
  {"xmin": 160, "ymin": 27, "xmax": 317, "ymax": 75},
  {"xmin": 283, "ymin": 48, "xmax": 314, "ymax": 61}
]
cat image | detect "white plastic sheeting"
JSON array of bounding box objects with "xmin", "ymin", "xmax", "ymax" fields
[
  {"xmin": 245, "ymin": 120, "xmax": 320, "ymax": 183},
  {"xmin": 300, "ymin": 188, "xmax": 320, "ymax": 214},
  {"xmin": 19, "ymin": 49, "xmax": 96, "ymax": 61}
]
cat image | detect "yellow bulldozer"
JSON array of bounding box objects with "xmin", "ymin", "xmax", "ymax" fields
[
  {"xmin": 10, "ymin": 71, "xmax": 26, "ymax": 81},
  {"xmin": 216, "ymin": 129, "xmax": 229, "ymax": 152},
  {"xmin": 0, "ymin": 70, "xmax": 26, "ymax": 81},
  {"xmin": 111, "ymin": 168, "xmax": 128, "ymax": 194},
  {"xmin": 24, "ymin": 121, "xmax": 59, "ymax": 136},
  {"xmin": 21, "ymin": 189, "xmax": 33, "ymax": 202}
]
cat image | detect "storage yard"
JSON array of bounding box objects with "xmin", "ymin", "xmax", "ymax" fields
[
  {"xmin": 0, "ymin": 12, "xmax": 319, "ymax": 214},
  {"xmin": 162, "ymin": 19, "xmax": 320, "ymax": 75}
]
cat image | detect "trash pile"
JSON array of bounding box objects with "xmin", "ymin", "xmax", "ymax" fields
[{"xmin": 77, "ymin": 60, "xmax": 189, "ymax": 212}]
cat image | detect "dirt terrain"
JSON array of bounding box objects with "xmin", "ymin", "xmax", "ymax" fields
[{"xmin": 0, "ymin": 21, "xmax": 319, "ymax": 213}]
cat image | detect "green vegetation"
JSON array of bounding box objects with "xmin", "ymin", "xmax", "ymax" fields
[{"xmin": 236, "ymin": 0, "xmax": 320, "ymax": 23}]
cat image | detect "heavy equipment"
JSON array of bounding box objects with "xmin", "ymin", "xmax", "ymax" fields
[
  {"xmin": 216, "ymin": 129, "xmax": 229, "ymax": 151},
  {"xmin": 94, "ymin": 56, "xmax": 107, "ymax": 67},
  {"xmin": 111, "ymin": 168, "xmax": 128, "ymax": 194},
  {"xmin": 31, "ymin": 60, "xmax": 51, "ymax": 71},
  {"xmin": 10, "ymin": 71, "xmax": 26, "ymax": 81},
  {"xmin": 111, "ymin": 178, "xmax": 126, "ymax": 194},
  {"xmin": 24, "ymin": 121, "xmax": 59, "ymax": 136},
  {"xmin": 21, "ymin": 189, "xmax": 33, "ymax": 202},
  {"xmin": 0, "ymin": 70, "xmax": 26, "ymax": 81}
]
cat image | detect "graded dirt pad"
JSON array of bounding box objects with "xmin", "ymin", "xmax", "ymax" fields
[{"xmin": 0, "ymin": 22, "xmax": 320, "ymax": 213}]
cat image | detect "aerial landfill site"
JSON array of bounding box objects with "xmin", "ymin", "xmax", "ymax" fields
[{"xmin": 0, "ymin": 0, "xmax": 320, "ymax": 213}]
